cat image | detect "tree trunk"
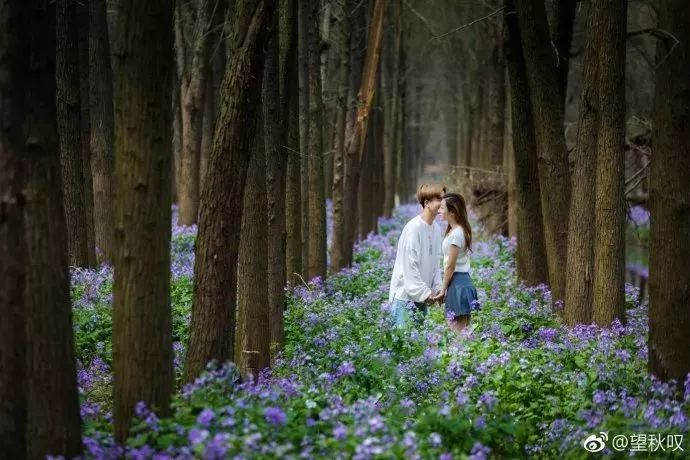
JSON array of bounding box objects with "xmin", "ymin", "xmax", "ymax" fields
[
  {"xmin": 468, "ymin": 92, "xmax": 479, "ymax": 168},
  {"xmin": 307, "ymin": 0, "xmax": 327, "ymax": 279},
  {"xmin": 0, "ymin": 2, "xmax": 27, "ymax": 455},
  {"xmin": 592, "ymin": 0, "xmax": 627, "ymax": 327},
  {"xmin": 564, "ymin": 2, "xmax": 599, "ymax": 326},
  {"xmin": 112, "ymin": 0, "xmax": 174, "ymax": 442},
  {"xmin": 357, "ymin": 109, "xmax": 374, "ymax": 238},
  {"xmin": 24, "ymin": 2, "xmax": 83, "ymax": 456},
  {"xmin": 76, "ymin": 1, "xmax": 96, "ymax": 268},
  {"xmin": 383, "ymin": 0, "xmax": 402, "ymax": 217},
  {"xmin": 371, "ymin": 94, "xmax": 385, "ymax": 230},
  {"xmin": 200, "ymin": 5, "xmax": 226, "ymax": 190},
  {"xmin": 515, "ymin": 0, "xmax": 571, "ymax": 304},
  {"xmin": 184, "ymin": 0, "xmax": 272, "ymax": 382},
  {"xmin": 396, "ymin": 42, "xmax": 407, "ymax": 202},
  {"xmin": 88, "ymin": 0, "xmax": 116, "ymax": 264},
  {"xmin": 265, "ymin": 0, "xmax": 296, "ymax": 357},
  {"xmin": 57, "ymin": 0, "xmax": 92, "ymax": 268},
  {"xmin": 285, "ymin": 84, "xmax": 303, "ymax": 284},
  {"xmin": 341, "ymin": 0, "xmax": 386, "ymax": 267},
  {"xmin": 320, "ymin": 3, "xmax": 334, "ymax": 203},
  {"xmin": 487, "ymin": 10, "xmax": 505, "ymax": 169},
  {"xmin": 236, "ymin": 127, "xmax": 270, "ymax": 381},
  {"xmin": 648, "ymin": 0, "xmax": 690, "ymax": 383},
  {"xmin": 172, "ymin": 70, "xmax": 181, "ymax": 203},
  {"xmin": 504, "ymin": 0, "xmax": 549, "ymax": 287},
  {"xmin": 504, "ymin": 75, "xmax": 517, "ymax": 238},
  {"xmin": 177, "ymin": 0, "xmax": 210, "ymax": 226},
  {"xmin": 297, "ymin": 0, "xmax": 310, "ymax": 271},
  {"xmin": 550, "ymin": 0, "xmax": 576, "ymax": 105},
  {"xmin": 329, "ymin": 0, "xmax": 350, "ymax": 273}
]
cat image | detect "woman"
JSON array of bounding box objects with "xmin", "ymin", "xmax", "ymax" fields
[{"xmin": 436, "ymin": 193, "xmax": 479, "ymax": 337}]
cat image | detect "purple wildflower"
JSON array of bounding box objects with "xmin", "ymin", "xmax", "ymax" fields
[
  {"xmin": 188, "ymin": 428, "xmax": 209, "ymax": 445},
  {"xmin": 333, "ymin": 424, "xmax": 347, "ymax": 440},
  {"xmin": 264, "ymin": 406, "xmax": 287, "ymax": 426},
  {"xmin": 469, "ymin": 442, "xmax": 491, "ymax": 460},
  {"xmin": 197, "ymin": 408, "xmax": 215, "ymax": 427}
]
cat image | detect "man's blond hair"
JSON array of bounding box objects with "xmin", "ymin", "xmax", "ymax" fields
[{"xmin": 416, "ymin": 183, "xmax": 446, "ymax": 207}]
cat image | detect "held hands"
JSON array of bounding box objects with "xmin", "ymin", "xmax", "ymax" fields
[{"xmin": 427, "ymin": 289, "xmax": 446, "ymax": 305}]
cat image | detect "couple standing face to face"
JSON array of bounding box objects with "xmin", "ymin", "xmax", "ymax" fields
[{"xmin": 420, "ymin": 193, "xmax": 455, "ymax": 226}]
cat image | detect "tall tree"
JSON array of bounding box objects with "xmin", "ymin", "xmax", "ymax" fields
[
  {"xmin": 335, "ymin": 1, "xmax": 366, "ymax": 270},
  {"xmin": 648, "ymin": 0, "xmax": 690, "ymax": 382},
  {"xmin": 88, "ymin": 0, "xmax": 116, "ymax": 264},
  {"xmin": 394, "ymin": 35, "xmax": 407, "ymax": 201},
  {"xmin": 306, "ymin": 0, "xmax": 327, "ymax": 279},
  {"xmin": 592, "ymin": 0, "xmax": 627, "ymax": 326},
  {"xmin": 564, "ymin": 3, "xmax": 599, "ymax": 325},
  {"xmin": 515, "ymin": 0, "xmax": 571, "ymax": 304},
  {"xmin": 267, "ymin": 0, "xmax": 297, "ymax": 353},
  {"xmin": 382, "ymin": 0, "xmax": 402, "ymax": 217},
  {"xmin": 200, "ymin": 21, "xmax": 226, "ymax": 190},
  {"xmin": 297, "ymin": 0, "xmax": 310, "ymax": 271},
  {"xmin": 184, "ymin": 0, "xmax": 272, "ymax": 382},
  {"xmin": 285, "ymin": 79, "xmax": 303, "ymax": 285},
  {"xmin": 57, "ymin": 0, "xmax": 94, "ymax": 268},
  {"xmin": 341, "ymin": 0, "xmax": 386, "ymax": 268},
  {"xmin": 236, "ymin": 129, "xmax": 270, "ymax": 380},
  {"xmin": 76, "ymin": 1, "xmax": 97, "ymax": 268},
  {"xmin": 383, "ymin": 0, "xmax": 403, "ymax": 217},
  {"xmin": 486, "ymin": 3, "xmax": 505, "ymax": 169},
  {"xmin": 112, "ymin": 0, "xmax": 174, "ymax": 442},
  {"xmin": 504, "ymin": 0, "xmax": 549, "ymax": 287},
  {"xmin": 172, "ymin": 67, "xmax": 182, "ymax": 203},
  {"xmin": 0, "ymin": 1, "xmax": 27, "ymax": 456},
  {"xmin": 330, "ymin": 0, "xmax": 350, "ymax": 273},
  {"xmin": 24, "ymin": 1, "xmax": 83, "ymax": 456},
  {"xmin": 175, "ymin": 0, "xmax": 211, "ymax": 225}
]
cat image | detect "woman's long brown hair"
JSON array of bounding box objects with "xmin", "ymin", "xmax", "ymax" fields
[{"xmin": 442, "ymin": 193, "xmax": 472, "ymax": 252}]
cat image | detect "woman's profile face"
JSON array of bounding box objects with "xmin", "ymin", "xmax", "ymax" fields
[{"xmin": 438, "ymin": 199, "xmax": 448, "ymax": 221}]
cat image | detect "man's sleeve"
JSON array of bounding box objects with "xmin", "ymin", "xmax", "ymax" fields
[
  {"xmin": 431, "ymin": 230, "xmax": 444, "ymax": 293},
  {"xmin": 401, "ymin": 231, "xmax": 432, "ymax": 303}
]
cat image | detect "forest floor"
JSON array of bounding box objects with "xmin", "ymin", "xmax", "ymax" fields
[{"xmin": 69, "ymin": 204, "xmax": 689, "ymax": 459}]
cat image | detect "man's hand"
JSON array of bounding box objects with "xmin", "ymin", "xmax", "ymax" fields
[{"xmin": 428, "ymin": 290, "xmax": 445, "ymax": 305}]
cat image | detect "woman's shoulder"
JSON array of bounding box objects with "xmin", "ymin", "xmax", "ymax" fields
[
  {"xmin": 450, "ymin": 226, "xmax": 464, "ymax": 237},
  {"xmin": 448, "ymin": 227, "xmax": 466, "ymax": 244}
]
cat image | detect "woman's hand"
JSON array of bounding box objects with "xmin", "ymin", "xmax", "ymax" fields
[{"xmin": 429, "ymin": 289, "xmax": 446, "ymax": 305}]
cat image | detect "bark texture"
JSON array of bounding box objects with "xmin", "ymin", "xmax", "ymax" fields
[
  {"xmin": 25, "ymin": 1, "xmax": 83, "ymax": 456},
  {"xmin": 184, "ymin": 0, "xmax": 271, "ymax": 382},
  {"xmin": 564, "ymin": 3, "xmax": 599, "ymax": 325},
  {"xmin": 648, "ymin": 0, "xmax": 690, "ymax": 382},
  {"xmin": 341, "ymin": 0, "xmax": 385, "ymax": 268},
  {"xmin": 0, "ymin": 2, "xmax": 27, "ymax": 456},
  {"xmin": 504, "ymin": 0, "xmax": 549, "ymax": 287},
  {"xmin": 592, "ymin": 0, "xmax": 627, "ymax": 326},
  {"xmin": 515, "ymin": 0, "xmax": 571, "ymax": 304},
  {"xmin": 176, "ymin": 0, "xmax": 211, "ymax": 225},
  {"xmin": 111, "ymin": 0, "xmax": 175, "ymax": 442},
  {"xmin": 330, "ymin": 0, "xmax": 350, "ymax": 273},
  {"xmin": 306, "ymin": 0, "xmax": 327, "ymax": 279},
  {"xmin": 236, "ymin": 129, "xmax": 270, "ymax": 380},
  {"xmin": 57, "ymin": 0, "xmax": 92, "ymax": 268},
  {"xmin": 88, "ymin": 0, "xmax": 116, "ymax": 264}
]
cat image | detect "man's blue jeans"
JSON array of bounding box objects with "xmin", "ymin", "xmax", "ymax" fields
[{"xmin": 390, "ymin": 298, "xmax": 428, "ymax": 327}]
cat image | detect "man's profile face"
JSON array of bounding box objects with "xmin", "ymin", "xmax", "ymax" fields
[{"xmin": 426, "ymin": 196, "xmax": 442, "ymax": 214}]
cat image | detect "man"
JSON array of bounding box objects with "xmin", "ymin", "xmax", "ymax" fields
[{"xmin": 388, "ymin": 183, "xmax": 445, "ymax": 327}]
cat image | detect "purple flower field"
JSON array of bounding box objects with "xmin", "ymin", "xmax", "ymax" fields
[{"xmin": 66, "ymin": 204, "xmax": 688, "ymax": 459}]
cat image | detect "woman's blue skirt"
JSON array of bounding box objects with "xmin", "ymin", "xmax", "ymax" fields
[{"xmin": 445, "ymin": 272, "xmax": 479, "ymax": 317}]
